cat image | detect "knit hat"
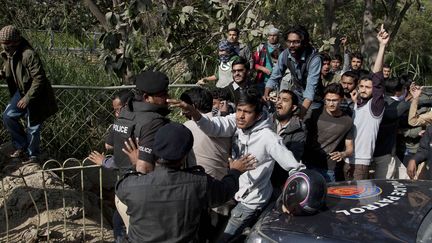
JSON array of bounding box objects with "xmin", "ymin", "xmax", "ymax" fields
[
  {"xmin": 0, "ymin": 25, "xmax": 21, "ymax": 43},
  {"xmin": 218, "ymin": 39, "xmax": 231, "ymax": 51},
  {"xmin": 153, "ymin": 123, "xmax": 194, "ymax": 161},
  {"xmin": 135, "ymin": 71, "xmax": 169, "ymax": 95}
]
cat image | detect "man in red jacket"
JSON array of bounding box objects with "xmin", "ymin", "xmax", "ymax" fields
[{"xmin": 253, "ymin": 27, "xmax": 283, "ymax": 94}]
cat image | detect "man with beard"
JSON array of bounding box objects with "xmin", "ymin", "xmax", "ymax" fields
[
  {"xmin": 0, "ymin": 25, "xmax": 58, "ymax": 163},
  {"xmin": 303, "ymin": 83, "xmax": 353, "ymax": 182},
  {"xmin": 271, "ymin": 89, "xmax": 305, "ymax": 189},
  {"xmin": 264, "ymin": 25, "xmax": 322, "ymax": 118},
  {"xmin": 168, "ymin": 89, "xmax": 305, "ymax": 242},
  {"xmin": 350, "ymin": 52, "xmax": 364, "ymax": 71},
  {"xmin": 253, "ymin": 27, "xmax": 283, "ymax": 94},
  {"xmin": 339, "ymin": 70, "xmax": 359, "ymax": 116},
  {"xmin": 345, "ymin": 25, "xmax": 388, "ymax": 180}
]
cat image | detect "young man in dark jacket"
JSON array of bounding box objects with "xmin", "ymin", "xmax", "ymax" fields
[
  {"xmin": 0, "ymin": 25, "xmax": 58, "ymax": 163},
  {"xmin": 271, "ymin": 89, "xmax": 305, "ymax": 189}
]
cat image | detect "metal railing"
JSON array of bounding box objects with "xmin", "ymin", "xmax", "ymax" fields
[{"xmin": 0, "ymin": 158, "xmax": 117, "ymax": 242}]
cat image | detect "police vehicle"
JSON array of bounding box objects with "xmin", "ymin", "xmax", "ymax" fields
[{"xmin": 247, "ymin": 179, "xmax": 432, "ymax": 242}]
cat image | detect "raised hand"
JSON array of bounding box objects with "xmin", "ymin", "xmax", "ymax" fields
[
  {"xmin": 340, "ymin": 36, "xmax": 347, "ymax": 46},
  {"xmin": 88, "ymin": 151, "xmax": 105, "ymax": 165},
  {"xmin": 122, "ymin": 137, "xmax": 140, "ymax": 165},
  {"xmin": 377, "ymin": 24, "xmax": 390, "ymax": 46},
  {"xmin": 410, "ymin": 83, "xmax": 423, "ymax": 99}
]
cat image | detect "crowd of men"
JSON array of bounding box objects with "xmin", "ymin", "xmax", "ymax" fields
[
  {"xmin": 106, "ymin": 24, "xmax": 432, "ymax": 242},
  {"xmin": 3, "ymin": 23, "xmax": 432, "ymax": 243}
]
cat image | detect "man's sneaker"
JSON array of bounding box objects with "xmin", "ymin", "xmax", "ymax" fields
[
  {"xmin": 10, "ymin": 149, "xmax": 25, "ymax": 158},
  {"xmin": 22, "ymin": 156, "xmax": 39, "ymax": 164}
]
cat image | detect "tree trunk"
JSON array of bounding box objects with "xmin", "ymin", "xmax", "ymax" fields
[
  {"xmin": 361, "ymin": 0, "xmax": 378, "ymax": 69},
  {"xmin": 83, "ymin": 0, "xmax": 109, "ymax": 31},
  {"xmin": 323, "ymin": 0, "xmax": 336, "ymax": 38}
]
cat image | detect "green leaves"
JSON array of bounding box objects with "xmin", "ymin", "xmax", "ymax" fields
[
  {"xmin": 182, "ymin": 6, "xmax": 195, "ymax": 14},
  {"xmin": 100, "ymin": 32, "xmax": 121, "ymax": 51},
  {"xmin": 88, "ymin": 0, "xmax": 432, "ymax": 84}
]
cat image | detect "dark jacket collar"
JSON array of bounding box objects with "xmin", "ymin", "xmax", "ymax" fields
[
  {"xmin": 276, "ymin": 116, "xmax": 303, "ymax": 135},
  {"xmin": 132, "ymin": 101, "xmax": 170, "ymax": 116}
]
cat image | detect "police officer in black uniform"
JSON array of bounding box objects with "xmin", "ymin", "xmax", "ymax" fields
[
  {"xmin": 115, "ymin": 122, "xmax": 256, "ymax": 242},
  {"xmin": 110, "ymin": 71, "xmax": 171, "ymax": 174}
]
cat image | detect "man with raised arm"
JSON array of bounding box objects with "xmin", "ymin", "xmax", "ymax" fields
[{"xmin": 344, "ymin": 25, "xmax": 388, "ymax": 180}]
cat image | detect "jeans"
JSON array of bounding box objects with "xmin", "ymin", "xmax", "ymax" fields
[
  {"xmin": 112, "ymin": 210, "xmax": 126, "ymax": 243},
  {"xmin": 220, "ymin": 203, "xmax": 261, "ymax": 242},
  {"xmin": 3, "ymin": 91, "xmax": 41, "ymax": 157}
]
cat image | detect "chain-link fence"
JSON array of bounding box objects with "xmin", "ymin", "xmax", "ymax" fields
[
  {"xmin": 0, "ymin": 84, "xmax": 194, "ymax": 161},
  {"xmin": 23, "ymin": 29, "xmax": 102, "ymax": 53}
]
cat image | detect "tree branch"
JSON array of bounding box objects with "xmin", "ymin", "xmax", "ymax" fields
[
  {"xmin": 235, "ymin": 0, "xmax": 256, "ymax": 22},
  {"xmin": 83, "ymin": 0, "xmax": 110, "ymax": 31},
  {"xmin": 390, "ymin": 0, "xmax": 413, "ymax": 41}
]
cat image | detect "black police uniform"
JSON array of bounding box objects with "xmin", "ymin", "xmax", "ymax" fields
[
  {"xmin": 111, "ymin": 101, "xmax": 170, "ymax": 172},
  {"xmin": 115, "ymin": 165, "xmax": 242, "ymax": 242}
]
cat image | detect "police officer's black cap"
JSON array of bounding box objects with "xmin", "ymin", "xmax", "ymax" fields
[
  {"xmin": 135, "ymin": 71, "xmax": 169, "ymax": 94},
  {"xmin": 154, "ymin": 122, "xmax": 194, "ymax": 162}
]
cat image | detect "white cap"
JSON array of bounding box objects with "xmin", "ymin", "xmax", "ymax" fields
[{"xmin": 268, "ymin": 27, "xmax": 280, "ymax": 35}]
